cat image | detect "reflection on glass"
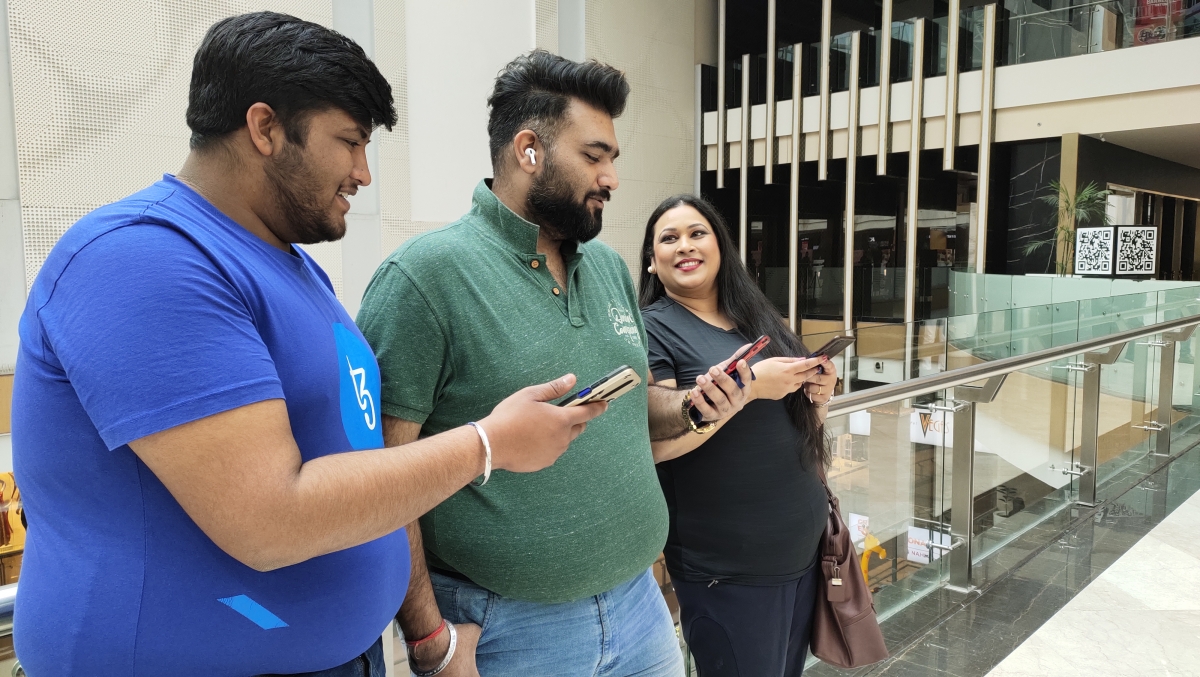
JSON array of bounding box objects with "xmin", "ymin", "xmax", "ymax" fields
[
  {"xmin": 1003, "ymin": 0, "xmax": 1200, "ymax": 66},
  {"xmin": 830, "ymin": 32, "xmax": 853, "ymax": 93},
  {"xmin": 891, "ymin": 21, "xmax": 915, "ymax": 82}
]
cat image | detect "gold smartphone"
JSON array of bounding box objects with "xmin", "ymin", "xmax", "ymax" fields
[{"xmin": 558, "ymin": 366, "xmax": 642, "ymax": 407}]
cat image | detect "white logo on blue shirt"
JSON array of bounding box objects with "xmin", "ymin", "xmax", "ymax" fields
[{"xmin": 333, "ymin": 323, "xmax": 384, "ymax": 450}]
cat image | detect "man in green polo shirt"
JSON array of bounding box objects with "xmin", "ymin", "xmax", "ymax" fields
[{"xmin": 357, "ymin": 51, "xmax": 752, "ymax": 675}]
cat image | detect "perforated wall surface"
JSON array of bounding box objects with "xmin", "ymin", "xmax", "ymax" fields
[
  {"xmin": 585, "ymin": 0, "xmax": 696, "ymax": 275},
  {"xmin": 375, "ymin": 0, "xmax": 412, "ymax": 257},
  {"xmin": 7, "ymin": 1, "xmax": 346, "ymax": 291},
  {"xmin": 536, "ymin": 0, "xmax": 558, "ymax": 52}
]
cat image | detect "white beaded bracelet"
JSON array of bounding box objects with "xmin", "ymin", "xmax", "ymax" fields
[{"xmin": 467, "ymin": 422, "xmax": 492, "ymax": 487}]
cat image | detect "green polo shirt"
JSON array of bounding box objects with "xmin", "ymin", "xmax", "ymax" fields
[{"xmin": 356, "ymin": 180, "xmax": 668, "ymax": 603}]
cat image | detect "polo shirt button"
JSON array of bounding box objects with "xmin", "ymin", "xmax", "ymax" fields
[
  {"xmin": 531, "ymin": 260, "xmax": 540, "ymax": 269},
  {"xmin": 552, "ymin": 287, "xmax": 561, "ymax": 296}
]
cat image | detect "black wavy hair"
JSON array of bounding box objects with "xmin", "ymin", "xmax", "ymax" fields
[
  {"xmin": 487, "ymin": 49, "xmax": 629, "ymax": 171},
  {"xmin": 187, "ymin": 11, "xmax": 397, "ymax": 149},
  {"xmin": 639, "ymin": 194, "xmax": 830, "ymax": 469}
]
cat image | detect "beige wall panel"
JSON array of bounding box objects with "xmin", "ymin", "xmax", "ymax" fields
[
  {"xmin": 586, "ymin": 0, "xmax": 695, "ymax": 273},
  {"xmin": 535, "ymin": 0, "xmax": 558, "ymax": 52},
  {"xmin": 958, "ymin": 112, "xmax": 981, "ymax": 147},
  {"xmin": 891, "ymin": 121, "xmax": 911, "ymax": 153},
  {"xmin": 924, "ymin": 118, "xmax": 946, "ymax": 149},
  {"xmin": 7, "ymin": 0, "xmax": 351, "ymax": 292},
  {"xmin": 995, "ymin": 87, "xmax": 1200, "ymax": 144},
  {"xmin": 860, "ymin": 126, "xmax": 880, "ymax": 156},
  {"xmin": 374, "ymin": 0, "xmax": 413, "ymax": 257}
]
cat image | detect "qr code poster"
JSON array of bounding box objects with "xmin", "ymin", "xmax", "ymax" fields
[
  {"xmin": 1116, "ymin": 226, "xmax": 1158, "ymax": 276},
  {"xmin": 1074, "ymin": 227, "xmax": 1114, "ymax": 275}
]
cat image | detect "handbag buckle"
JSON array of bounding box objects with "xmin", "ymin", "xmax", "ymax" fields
[{"xmin": 831, "ymin": 565, "xmax": 842, "ymax": 586}]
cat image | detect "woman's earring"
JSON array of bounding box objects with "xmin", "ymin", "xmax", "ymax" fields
[{"xmin": 647, "ymin": 265, "xmax": 655, "ymax": 274}]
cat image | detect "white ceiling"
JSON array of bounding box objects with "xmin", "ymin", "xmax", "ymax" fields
[{"xmin": 1090, "ymin": 124, "xmax": 1200, "ymax": 170}]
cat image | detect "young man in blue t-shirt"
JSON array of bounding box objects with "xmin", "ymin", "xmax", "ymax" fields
[{"xmin": 10, "ymin": 12, "xmax": 605, "ymax": 677}]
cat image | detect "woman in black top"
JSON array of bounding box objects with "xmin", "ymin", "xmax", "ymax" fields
[{"xmin": 640, "ymin": 195, "xmax": 836, "ymax": 676}]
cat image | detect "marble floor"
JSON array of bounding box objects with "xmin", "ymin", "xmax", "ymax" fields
[{"xmin": 986, "ymin": 489, "xmax": 1200, "ymax": 676}]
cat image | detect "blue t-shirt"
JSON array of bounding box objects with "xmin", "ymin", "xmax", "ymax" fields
[{"xmin": 11, "ymin": 175, "xmax": 409, "ymax": 676}]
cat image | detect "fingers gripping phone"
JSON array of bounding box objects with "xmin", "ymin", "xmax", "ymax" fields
[
  {"xmin": 809, "ymin": 335, "xmax": 855, "ymax": 373},
  {"xmin": 559, "ymin": 366, "xmax": 642, "ymax": 407},
  {"xmin": 687, "ymin": 334, "xmax": 772, "ymax": 423}
]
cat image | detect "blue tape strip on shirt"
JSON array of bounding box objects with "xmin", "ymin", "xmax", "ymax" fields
[{"xmin": 218, "ymin": 595, "xmax": 289, "ymax": 630}]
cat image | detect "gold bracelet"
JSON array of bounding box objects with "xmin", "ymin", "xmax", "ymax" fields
[{"xmin": 682, "ymin": 393, "xmax": 717, "ymax": 434}]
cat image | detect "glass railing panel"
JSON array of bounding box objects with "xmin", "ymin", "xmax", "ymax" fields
[
  {"xmin": 968, "ymin": 359, "xmax": 1081, "ymax": 566},
  {"xmin": 1157, "ymin": 286, "xmax": 1200, "ymax": 323},
  {"xmin": 1091, "ymin": 339, "xmax": 1159, "ymax": 496},
  {"xmin": 891, "ymin": 21, "xmax": 915, "ymax": 83},
  {"xmin": 958, "ymin": 5, "xmax": 987, "ymax": 72},
  {"xmin": 980, "ymin": 273, "xmax": 1014, "ymax": 313},
  {"xmin": 928, "ymin": 16, "xmax": 949, "ymax": 77},
  {"xmin": 822, "ymin": 389, "xmax": 954, "ymax": 620}
]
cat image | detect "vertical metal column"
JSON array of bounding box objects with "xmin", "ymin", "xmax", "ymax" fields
[
  {"xmin": 1156, "ymin": 337, "xmax": 1176, "ymax": 456},
  {"xmin": 788, "ymin": 43, "xmax": 803, "ymax": 332},
  {"xmin": 739, "ymin": 53, "xmax": 750, "ymax": 264},
  {"xmin": 1143, "ymin": 327, "xmax": 1197, "ymax": 455},
  {"xmin": 949, "ymin": 399, "xmax": 976, "ymax": 590},
  {"xmin": 943, "ymin": 0, "xmax": 961, "ymax": 171},
  {"xmin": 765, "ymin": 0, "xmax": 777, "ymax": 184},
  {"xmin": 941, "ymin": 375, "xmax": 1005, "ymax": 592},
  {"xmin": 716, "ymin": 0, "xmax": 727, "ymax": 189},
  {"xmin": 1078, "ymin": 362, "xmax": 1102, "ymax": 506},
  {"xmin": 877, "ymin": 0, "xmax": 894, "ymax": 176},
  {"xmin": 1077, "ymin": 344, "xmax": 1126, "ymax": 506},
  {"xmin": 903, "ymin": 19, "xmax": 925, "ymax": 330},
  {"xmin": 974, "ymin": 4, "xmax": 997, "ymax": 273},
  {"xmin": 694, "ymin": 63, "xmax": 703, "ymax": 195},
  {"xmin": 843, "ymin": 32, "xmax": 861, "ymax": 334},
  {"xmin": 1174, "ymin": 200, "xmax": 1185, "ymax": 280},
  {"xmin": 818, "ymin": 0, "xmax": 832, "ymax": 181}
]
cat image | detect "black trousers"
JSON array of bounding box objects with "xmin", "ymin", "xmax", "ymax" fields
[{"xmin": 674, "ymin": 566, "xmax": 819, "ymax": 677}]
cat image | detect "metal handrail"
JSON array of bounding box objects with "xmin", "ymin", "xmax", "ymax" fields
[
  {"xmin": 0, "ymin": 582, "xmax": 16, "ymax": 636},
  {"xmin": 829, "ymin": 312, "xmax": 1200, "ymax": 416}
]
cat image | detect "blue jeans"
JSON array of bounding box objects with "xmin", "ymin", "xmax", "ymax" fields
[
  {"xmin": 430, "ymin": 568, "xmax": 684, "ymax": 677},
  {"xmin": 260, "ymin": 636, "xmax": 386, "ymax": 677}
]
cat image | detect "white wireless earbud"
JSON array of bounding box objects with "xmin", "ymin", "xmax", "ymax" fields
[{"xmin": 525, "ymin": 148, "xmax": 537, "ymax": 165}]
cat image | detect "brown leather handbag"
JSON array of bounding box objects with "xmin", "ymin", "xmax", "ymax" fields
[{"xmin": 810, "ymin": 465, "xmax": 889, "ymax": 668}]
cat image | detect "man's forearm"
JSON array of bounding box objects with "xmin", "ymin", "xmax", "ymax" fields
[
  {"xmin": 267, "ymin": 425, "xmax": 483, "ymax": 569},
  {"xmin": 648, "ymin": 384, "xmax": 690, "ymax": 442},
  {"xmin": 396, "ymin": 521, "xmax": 452, "ymax": 667}
]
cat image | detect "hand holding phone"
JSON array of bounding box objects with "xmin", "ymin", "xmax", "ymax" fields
[
  {"xmin": 808, "ymin": 335, "xmax": 854, "ymax": 374},
  {"xmin": 687, "ymin": 337, "xmax": 769, "ymax": 425},
  {"xmin": 559, "ymin": 366, "xmax": 642, "ymax": 407}
]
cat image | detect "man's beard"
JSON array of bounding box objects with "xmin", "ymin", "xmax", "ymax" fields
[
  {"xmin": 526, "ymin": 156, "xmax": 608, "ymax": 243},
  {"xmin": 264, "ymin": 143, "xmax": 345, "ymax": 245}
]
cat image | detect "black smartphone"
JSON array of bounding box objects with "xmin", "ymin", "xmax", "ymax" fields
[
  {"xmin": 809, "ymin": 335, "xmax": 855, "ymax": 360},
  {"xmin": 558, "ymin": 366, "xmax": 642, "ymax": 407}
]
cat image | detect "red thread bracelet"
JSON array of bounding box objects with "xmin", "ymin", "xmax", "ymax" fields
[{"xmin": 406, "ymin": 619, "xmax": 447, "ymax": 648}]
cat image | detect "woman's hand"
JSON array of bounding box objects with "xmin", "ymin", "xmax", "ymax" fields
[
  {"xmin": 746, "ymin": 356, "xmax": 821, "ymax": 401},
  {"xmin": 804, "ymin": 357, "xmax": 838, "ymax": 407}
]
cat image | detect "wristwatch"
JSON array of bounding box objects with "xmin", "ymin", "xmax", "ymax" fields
[{"xmin": 683, "ymin": 393, "xmax": 718, "ymax": 434}]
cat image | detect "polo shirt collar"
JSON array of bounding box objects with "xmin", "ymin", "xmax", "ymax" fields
[
  {"xmin": 472, "ymin": 179, "xmax": 542, "ymax": 254},
  {"xmin": 472, "ymin": 179, "xmax": 582, "ymax": 260}
]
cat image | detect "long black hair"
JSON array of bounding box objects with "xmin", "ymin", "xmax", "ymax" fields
[{"xmin": 638, "ymin": 194, "xmax": 830, "ymax": 469}]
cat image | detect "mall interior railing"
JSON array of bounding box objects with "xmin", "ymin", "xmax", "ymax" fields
[{"xmin": 809, "ymin": 287, "xmax": 1200, "ymax": 628}]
